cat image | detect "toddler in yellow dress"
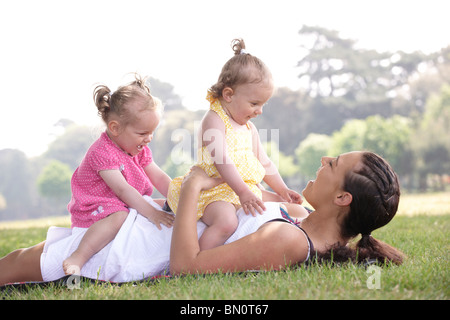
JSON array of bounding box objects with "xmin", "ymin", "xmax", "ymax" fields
[{"xmin": 167, "ymin": 39, "xmax": 302, "ymax": 250}]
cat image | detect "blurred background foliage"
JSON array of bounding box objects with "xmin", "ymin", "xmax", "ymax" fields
[{"xmin": 1, "ymin": 26, "xmax": 449, "ymax": 221}]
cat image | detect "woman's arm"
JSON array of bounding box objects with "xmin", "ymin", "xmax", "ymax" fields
[{"xmin": 169, "ymin": 167, "xmax": 308, "ymax": 275}]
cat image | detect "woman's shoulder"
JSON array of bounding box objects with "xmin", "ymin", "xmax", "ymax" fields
[
  {"xmin": 281, "ymin": 203, "xmax": 310, "ymax": 219},
  {"xmin": 254, "ymin": 221, "xmax": 311, "ymax": 266},
  {"xmin": 243, "ymin": 202, "xmax": 311, "ymax": 265}
]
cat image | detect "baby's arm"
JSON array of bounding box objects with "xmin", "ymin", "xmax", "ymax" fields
[
  {"xmin": 99, "ymin": 170, "xmax": 174, "ymax": 229},
  {"xmin": 250, "ymin": 122, "xmax": 302, "ymax": 204},
  {"xmin": 202, "ymin": 111, "xmax": 265, "ymax": 215},
  {"xmin": 263, "ymin": 174, "xmax": 302, "ymax": 204},
  {"xmin": 144, "ymin": 161, "xmax": 171, "ymax": 197}
]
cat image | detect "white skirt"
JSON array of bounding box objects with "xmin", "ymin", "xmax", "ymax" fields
[
  {"xmin": 40, "ymin": 197, "xmax": 206, "ymax": 282},
  {"xmin": 40, "ymin": 199, "xmax": 283, "ymax": 283}
]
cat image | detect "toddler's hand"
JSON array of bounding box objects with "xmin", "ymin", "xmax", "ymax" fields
[
  {"xmin": 147, "ymin": 208, "xmax": 175, "ymax": 230},
  {"xmin": 280, "ymin": 189, "xmax": 303, "ymax": 204},
  {"xmin": 239, "ymin": 191, "xmax": 266, "ymax": 216}
]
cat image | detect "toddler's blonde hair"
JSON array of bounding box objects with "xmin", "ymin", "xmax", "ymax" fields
[
  {"xmin": 209, "ymin": 38, "xmax": 272, "ymax": 99},
  {"xmin": 93, "ymin": 73, "xmax": 161, "ymax": 126}
]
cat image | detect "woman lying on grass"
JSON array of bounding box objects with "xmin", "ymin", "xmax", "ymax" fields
[{"xmin": 0, "ymin": 151, "xmax": 404, "ymax": 285}]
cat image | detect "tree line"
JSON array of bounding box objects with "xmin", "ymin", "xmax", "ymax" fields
[{"xmin": 0, "ymin": 26, "xmax": 449, "ymax": 221}]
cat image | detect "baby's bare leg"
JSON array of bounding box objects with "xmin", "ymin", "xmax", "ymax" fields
[
  {"xmin": 63, "ymin": 211, "xmax": 128, "ymax": 275},
  {"xmin": 199, "ymin": 201, "xmax": 238, "ymax": 250}
]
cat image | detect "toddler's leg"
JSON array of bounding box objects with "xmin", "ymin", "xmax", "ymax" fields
[
  {"xmin": 199, "ymin": 201, "xmax": 238, "ymax": 251},
  {"xmin": 63, "ymin": 211, "xmax": 128, "ymax": 275}
]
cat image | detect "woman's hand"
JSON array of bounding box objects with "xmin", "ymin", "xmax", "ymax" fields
[{"xmin": 181, "ymin": 166, "xmax": 224, "ymax": 191}]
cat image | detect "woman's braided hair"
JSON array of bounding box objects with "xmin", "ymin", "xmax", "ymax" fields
[{"xmin": 314, "ymin": 152, "xmax": 404, "ymax": 265}]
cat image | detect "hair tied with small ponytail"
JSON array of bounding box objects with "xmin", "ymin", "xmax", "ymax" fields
[{"xmin": 362, "ymin": 233, "xmax": 371, "ymax": 238}]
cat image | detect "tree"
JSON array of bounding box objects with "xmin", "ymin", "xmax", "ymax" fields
[
  {"xmin": 297, "ymin": 25, "xmax": 367, "ymax": 98},
  {"xmin": 392, "ymin": 45, "xmax": 450, "ymax": 116},
  {"xmin": 297, "ymin": 25, "xmax": 426, "ymax": 118},
  {"xmin": 37, "ymin": 160, "xmax": 72, "ymax": 214},
  {"xmin": 263, "ymin": 141, "xmax": 298, "ymax": 180},
  {"xmin": 362, "ymin": 115, "xmax": 412, "ymax": 173},
  {"xmin": 295, "ymin": 133, "xmax": 332, "ymax": 181},
  {"xmin": 147, "ymin": 77, "xmax": 186, "ymax": 111},
  {"xmin": 329, "ymin": 115, "xmax": 412, "ymax": 176},
  {"xmin": 161, "ymin": 149, "xmax": 194, "ymax": 180},
  {"xmin": 253, "ymin": 87, "xmax": 309, "ymax": 155},
  {"xmin": 412, "ymin": 84, "xmax": 450, "ymax": 190},
  {"xmin": 43, "ymin": 124, "xmax": 95, "ymax": 170},
  {"xmin": 0, "ymin": 149, "xmax": 33, "ymax": 220},
  {"xmin": 150, "ymin": 109, "xmax": 204, "ymax": 166},
  {"xmin": 328, "ymin": 119, "xmax": 367, "ymax": 156}
]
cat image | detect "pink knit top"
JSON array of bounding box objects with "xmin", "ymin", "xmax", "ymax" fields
[{"xmin": 68, "ymin": 132, "xmax": 153, "ymax": 228}]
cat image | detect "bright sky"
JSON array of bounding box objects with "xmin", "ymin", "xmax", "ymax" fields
[{"xmin": 1, "ymin": 0, "xmax": 449, "ymax": 157}]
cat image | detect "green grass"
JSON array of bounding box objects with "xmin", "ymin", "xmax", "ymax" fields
[{"xmin": 1, "ymin": 193, "xmax": 449, "ymax": 300}]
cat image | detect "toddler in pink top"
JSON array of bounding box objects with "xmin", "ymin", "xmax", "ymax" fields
[{"xmin": 63, "ymin": 74, "xmax": 173, "ymax": 275}]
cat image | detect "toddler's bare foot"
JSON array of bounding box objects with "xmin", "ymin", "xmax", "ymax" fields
[{"xmin": 63, "ymin": 256, "xmax": 82, "ymax": 275}]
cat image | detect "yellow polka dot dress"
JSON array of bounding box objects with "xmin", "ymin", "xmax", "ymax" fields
[{"xmin": 167, "ymin": 91, "xmax": 266, "ymax": 219}]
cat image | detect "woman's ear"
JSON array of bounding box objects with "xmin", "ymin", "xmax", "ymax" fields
[
  {"xmin": 108, "ymin": 120, "xmax": 121, "ymax": 137},
  {"xmin": 222, "ymin": 87, "xmax": 234, "ymax": 103},
  {"xmin": 334, "ymin": 192, "xmax": 352, "ymax": 207}
]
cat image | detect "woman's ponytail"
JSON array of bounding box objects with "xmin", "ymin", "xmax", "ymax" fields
[
  {"xmin": 313, "ymin": 234, "xmax": 404, "ymax": 266},
  {"xmin": 356, "ymin": 234, "xmax": 404, "ymax": 265}
]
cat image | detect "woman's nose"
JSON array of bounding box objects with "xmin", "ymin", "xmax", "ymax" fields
[{"xmin": 321, "ymin": 156, "xmax": 334, "ymax": 166}]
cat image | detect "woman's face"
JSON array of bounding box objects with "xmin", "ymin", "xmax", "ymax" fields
[{"xmin": 302, "ymin": 151, "xmax": 363, "ymax": 209}]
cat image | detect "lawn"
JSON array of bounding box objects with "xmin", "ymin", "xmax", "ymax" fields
[{"xmin": 0, "ymin": 192, "xmax": 448, "ymax": 300}]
